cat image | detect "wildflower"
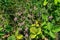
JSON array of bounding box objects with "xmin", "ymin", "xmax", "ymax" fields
[
  {"xmin": 34, "ymin": 6, "xmax": 37, "ymax": 10},
  {"xmin": 25, "ymin": 27, "xmax": 28, "ymax": 32},
  {"xmin": 25, "ymin": 33, "xmax": 28, "ymax": 38},
  {"xmin": 49, "ymin": 16, "xmax": 53, "ymax": 19},
  {"xmin": 14, "ymin": 17, "xmax": 17, "ymax": 21},
  {"xmin": 16, "ymin": 12, "xmax": 22, "ymax": 16},
  {"xmin": 18, "ymin": 21, "xmax": 25, "ymax": 26}
]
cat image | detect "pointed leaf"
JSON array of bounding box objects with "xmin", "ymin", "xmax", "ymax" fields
[{"xmin": 7, "ymin": 35, "xmax": 16, "ymax": 40}]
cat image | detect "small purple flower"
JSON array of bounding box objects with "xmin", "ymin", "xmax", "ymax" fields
[
  {"xmin": 34, "ymin": 6, "xmax": 37, "ymax": 10},
  {"xmin": 18, "ymin": 21, "xmax": 25, "ymax": 26},
  {"xmin": 25, "ymin": 33, "xmax": 28, "ymax": 38},
  {"xmin": 49, "ymin": 16, "xmax": 53, "ymax": 19},
  {"xmin": 14, "ymin": 17, "xmax": 17, "ymax": 21},
  {"xmin": 25, "ymin": 27, "xmax": 28, "ymax": 32},
  {"xmin": 16, "ymin": 12, "xmax": 22, "ymax": 16}
]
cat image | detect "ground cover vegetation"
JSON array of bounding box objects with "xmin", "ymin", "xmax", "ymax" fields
[{"xmin": 0, "ymin": 0, "xmax": 60, "ymax": 40}]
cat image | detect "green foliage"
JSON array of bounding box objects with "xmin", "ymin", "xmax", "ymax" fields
[
  {"xmin": 54, "ymin": 0, "xmax": 60, "ymax": 4},
  {"xmin": 43, "ymin": 0, "xmax": 48, "ymax": 6},
  {"xmin": 5, "ymin": 25, "xmax": 13, "ymax": 32},
  {"xmin": 0, "ymin": 27, "xmax": 3, "ymax": 31},
  {"xmin": 7, "ymin": 35, "xmax": 16, "ymax": 40},
  {"xmin": 0, "ymin": 0, "xmax": 60, "ymax": 40},
  {"xmin": 0, "ymin": 32, "xmax": 5, "ymax": 36},
  {"xmin": 52, "ymin": 26, "xmax": 60, "ymax": 33}
]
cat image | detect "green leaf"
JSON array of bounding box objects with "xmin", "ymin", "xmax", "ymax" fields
[
  {"xmin": 54, "ymin": 0, "xmax": 60, "ymax": 4},
  {"xmin": 49, "ymin": 31, "xmax": 56, "ymax": 38},
  {"xmin": 41, "ymin": 34, "xmax": 45, "ymax": 39},
  {"xmin": 37, "ymin": 28, "xmax": 42, "ymax": 34},
  {"xmin": 52, "ymin": 26, "xmax": 60, "ymax": 33},
  {"xmin": 54, "ymin": 0, "xmax": 58, "ymax": 4},
  {"xmin": 15, "ymin": 30, "xmax": 19, "ymax": 36},
  {"xmin": 58, "ymin": 0, "xmax": 60, "ymax": 3},
  {"xmin": 30, "ymin": 27, "xmax": 37, "ymax": 34},
  {"xmin": 16, "ymin": 34, "xmax": 23, "ymax": 39},
  {"xmin": 43, "ymin": 22, "xmax": 53, "ymax": 30},
  {"xmin": 7, "ymin": 35, "xmax": 16, "ymax": 40},
  {"xmin": 47, "ymin": 22, "xmax": 53, "ymax": 30},
  {"xmin": 44, "ymin": 30, "xmax": 48, "ymax": 34},
  {"xmin": 0, "ymin": 32, "xmax": 5, "ymax": 35},
  {"xmin": 42, "ymin": 14, "xmax": 48, "ymax": 21},
  {"xmin": 41, "ymin": 22, "xmax": 46, "ymax": 26},
  {"xmin": 43, "ymin": 0, "xmax": 48, "ymax": 6},
  {"xmin": 0, "ymin": 27, "xmax": 3, "ymax": 31},
  {"xmin": 30, "ymin": 34, "xmax": 36, "ymax": 39},
  {"xmin": 5, "ymin": 25, "xmax": 13, "ymax": 32},
  {"xmin": 44, "ymin": 30, "xmax": 56, "ymax": 38}
]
